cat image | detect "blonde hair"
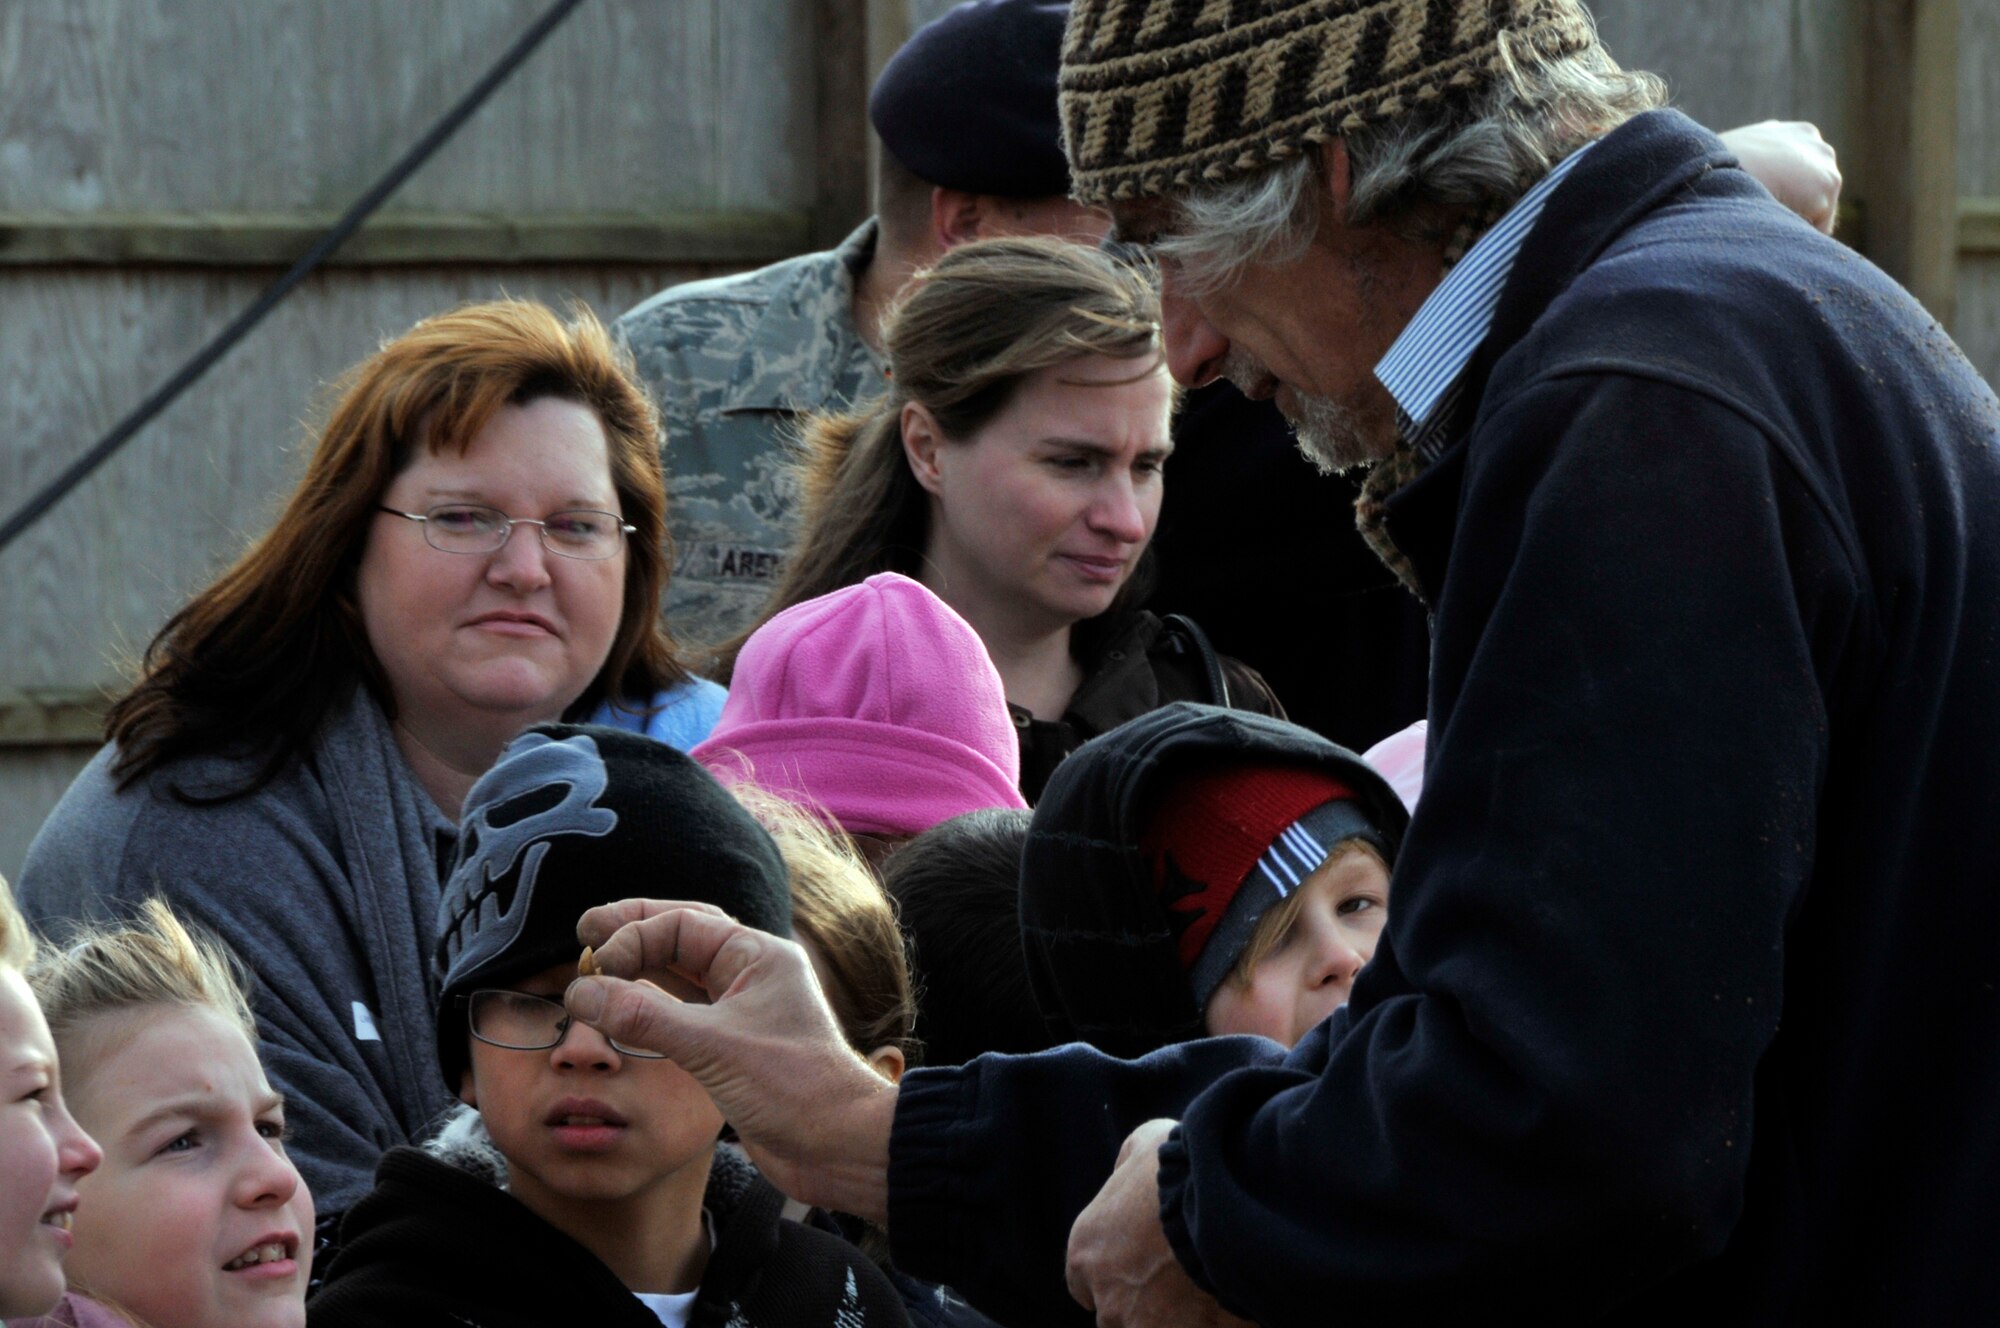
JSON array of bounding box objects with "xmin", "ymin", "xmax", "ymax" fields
[
  {"xmin": 731, "ymin": 787, "xmax": 918, "ymax": 1066},
  {"xmin": 1227, "ymin": 839, "xmax": 1389, "ymax": 987},
  {"xmin": 29, "ymin": 899, "xmax": 255, "ymax": 1048},
  {"xmin": 0, "ymin": 872, "xmax": 35, "ymax": 971}
]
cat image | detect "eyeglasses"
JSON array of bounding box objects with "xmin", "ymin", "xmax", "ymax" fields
[
  {"xmin": 462, "ymin": 989, "xmax": 666, "ymax": 1058},
  {"xmin": 378, "ymin": 503, "xmax": 635, "ymax": 561}
]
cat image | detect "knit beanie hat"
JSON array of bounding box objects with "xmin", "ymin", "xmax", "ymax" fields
[
  {"xmin": 1140, "ymin": 760, "xmax": 1387, "ymax": 1009},
  {"xmin": 434, "ymin": 724, "xmax": 790, "ymax": 1086},
  {"xmin": 1057, "ymin": 0, "xmax": 1597, "ymax": 203},
  {"xmin": 692, "ymin": 573, "xmax": 1028, "ymax": 838},
  {"xmin": 871, "ymin": 0, "xmax": 1074, "ymax": 198}
]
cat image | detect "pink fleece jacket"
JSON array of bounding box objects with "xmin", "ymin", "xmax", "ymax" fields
[{"xmin": 692, "ymin": 573, "xmax": 1028, "ymax": 836}]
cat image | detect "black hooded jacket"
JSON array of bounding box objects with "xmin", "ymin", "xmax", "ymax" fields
[
  {"xmin": 1018, "ymin": 702, "xmax": 1409, "ymax": 1059},
  {"xmin": 309, "ymin": 1129, "xmax": 908, "ymax": 1328}
]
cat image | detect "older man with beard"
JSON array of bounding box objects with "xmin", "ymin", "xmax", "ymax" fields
[{"xmin": 560, "ymin": 2, "xmax": 2000, "ymax": 1325}]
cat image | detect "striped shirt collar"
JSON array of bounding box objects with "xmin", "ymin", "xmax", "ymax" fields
[{"xmin": 1374, "ymin": 139, "xmax": 1598, "ymax": 460}]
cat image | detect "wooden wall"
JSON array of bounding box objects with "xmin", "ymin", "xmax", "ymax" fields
[
  {"xmin": 2, "ymin": 0, "xmax": 1995, "ymax": 877},
  {"xmin": 1960, "ymin": 0, "xmax": 2000, "ymax": 381},
  {"xmin": 0, "ymin": 0, "xmax": 827, "ymax": 876}
]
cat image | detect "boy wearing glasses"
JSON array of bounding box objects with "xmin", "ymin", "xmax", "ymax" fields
[{"xmin": 309, "ymin": 725, "xmax": 907, "ymax": 1328}]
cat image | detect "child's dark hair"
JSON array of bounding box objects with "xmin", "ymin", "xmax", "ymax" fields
[{"xmin": 881, "ymin": 808, "xmax": 1051, "ymax": 1066}]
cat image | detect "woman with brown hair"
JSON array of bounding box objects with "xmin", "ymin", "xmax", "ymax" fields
[
  {"xmin": 719, "ymin": 236, "xmax": 1281, "ymax": 802},
  {"xmin": 15, "ymin": 299, "xmax": 719, "ymax": 1228}
]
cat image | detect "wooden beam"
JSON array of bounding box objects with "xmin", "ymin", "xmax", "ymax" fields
[
  {"xmin": 0, "ymin": 211, "xmax": 812, "ymax": 268},
  {"xmin": 864, "ymin": 0, "xmax": 915, "ymax": 201},
  {"xmin": 866, "ymin": 0, "xmax": 911, "ymax": 90},
  {"xmin": 0, "ymin": 688, "xmax": 109, "ymax": 749},
  {"xmin": 812, "ymin": 0, "xmax": 873, "ymax": 250},
  {"xmin": 1860, "ymin": 0, "xmax": 1961, "ymax": 324},
  {"xmin": 1963, "ymin": 199, "xmax": 2000, "ymax": 255}
]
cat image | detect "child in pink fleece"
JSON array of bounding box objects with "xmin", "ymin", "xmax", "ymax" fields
[{"xmin": 691, "ymin": 573, "xmax": 1027, "ymax": 859}]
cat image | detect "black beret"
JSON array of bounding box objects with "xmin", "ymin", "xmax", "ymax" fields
[
  {"xmin": 434, "ymin": 724, "xmax": 790, "ymax": 1086},
  {"xmin": 869, "ymin": 0, "xmax": 1072, "ymax": 199}
]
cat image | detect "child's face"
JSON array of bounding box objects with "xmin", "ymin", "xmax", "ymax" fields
[
  {"xmin": 64, "ymin": 1005, "xmax": 313, "ymax": 1328},
  {"xmin": 459, "ymin": 961, "xmax": 725, "ymax": 1215},
  {"xmin": 1203, "ymin": 845, "xmax": 1390, "ymax": 1047},
  {"xmin": 0, "ymin": 966, "xmax": 100, "ymax": 1319}
]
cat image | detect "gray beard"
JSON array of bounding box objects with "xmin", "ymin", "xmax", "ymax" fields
[
  {"xmin": 1284, "ymin": 390, "xmax": 1380, "ymax": 476},
  {"xmin": 1221, "ymin": 350, "xmax": 1385, "ymax": 476}
]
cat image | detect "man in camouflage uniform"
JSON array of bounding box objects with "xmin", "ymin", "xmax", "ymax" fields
[
  {"xmin": 617, "ymin": 222, "xmax": 886, "ymax": 648},
  {"xmin": 617, "ymin": 0, "xmax": 1090, "ymax": 651}
]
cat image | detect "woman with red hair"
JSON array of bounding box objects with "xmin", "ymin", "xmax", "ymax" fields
[{"xmin": 17, "ymin": 299, "xmax": 717, "ymax": 1230}]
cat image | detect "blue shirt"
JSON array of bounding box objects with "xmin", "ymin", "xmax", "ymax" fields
[
  {"xmin": 1374, "ymin": 140, "xmax": 1598, "ymax": 460},
  {"xmin": 587, "ymin": 677, "xmax": 727, "ymax": 751}
]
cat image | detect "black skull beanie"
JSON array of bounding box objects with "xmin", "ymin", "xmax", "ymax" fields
[{"xmin": 434, "ymin": 724, "xmax": 791, "ymax": 1087}]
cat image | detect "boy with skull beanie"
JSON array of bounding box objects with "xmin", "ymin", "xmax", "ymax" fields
[
  {"xmin": 432, "ymin": 724, "xmax": 793, "ymax": 1086},
  {"xmin": 312, "ymin": 725, "xmax": 910, "ymax": 1328}
]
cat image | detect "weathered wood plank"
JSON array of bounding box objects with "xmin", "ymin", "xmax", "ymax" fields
[
  {"xmin": 0, "ymin": 211, "xmax": 812, "ymax": 267},
  {"xmin": 905, "ymin": 0, "xmax": 959, "ymax": 28},
  {"xmin": 1957, "ymin": 260, "xmax": 2000, "ymax": 385},
  {"xmin": 1956, "ymin": 0, "xmax": 2000, "ymax": 382},
  {"xmin": 1965, "ymin": 201, "xmax": 2000, "ymax": 256},
  {"xmin": 814, "ymin": 0, "xmax": 873, "ymax": 248},
  {"xmin": 0, "ymin": 0, "xmax": 814, "ymax": 214},
  {"xmin": 1958, "ymin": 0, "xmax": 1999, "ymax": 195},
  {"xmin": 0, "ymin": 747, "xmax": 98, "ymax": 883},
  {"xmin": 1790, "ymin": 0, "xmax": 1865, "ymax": 165},
  {"xmin": 716, "ymin": 0, "xmax": 821, "ymax": 213},
  {"xmin": 1860, "ymin": 0, "xmax": 1961, "ymax": 324},
  {"xmin": 1590, "ymin": 0, "xmax": 1795, "ymax": 131},
  {"xmin": 0, "ymin": 689, "xmax": 107, "ymax": 748}
]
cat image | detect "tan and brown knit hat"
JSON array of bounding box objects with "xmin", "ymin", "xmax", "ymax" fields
[{"xmin": 1059, "ymin": 0, "xmax": 1598, "ymax": 204}]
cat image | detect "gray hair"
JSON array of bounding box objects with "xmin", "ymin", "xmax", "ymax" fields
[{"xmin": 1152, "ymin": 35, "xmax": 1667, "ymax": 293}]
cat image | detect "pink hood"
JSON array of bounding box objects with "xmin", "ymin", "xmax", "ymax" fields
[{"xmin": 692, "ymin": 573, "xmax": 1028, "ymax": 836}]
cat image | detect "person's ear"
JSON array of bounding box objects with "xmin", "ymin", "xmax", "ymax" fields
[
  {"xmin": 866, "ymin": 1044, "xmax": 906, "ymax": 1085},
  {"xmin": 930, "ymin": 186, "xmax": 988, "ymax": 251},
  {"xmin": 902, "ymin": 402, "xmax": 949, "ymax": 497}
]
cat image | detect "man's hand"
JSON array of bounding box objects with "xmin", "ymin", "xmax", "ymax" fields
[
  {"xmin": 1066, "ymin": 1119, "xmax": 1255, "ymax": 1328},
  {"xmin": 565, "ymin": 899, "xmax": 898, "ymax": 1222},
  {"xmin": 1719, "ymin": 120, "xmax": 1843, "ymax": 235}
]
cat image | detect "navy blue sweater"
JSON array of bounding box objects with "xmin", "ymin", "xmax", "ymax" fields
[{"xmin": 888, "ymin": 110, "xmax": 2000, "ymax": 1324}]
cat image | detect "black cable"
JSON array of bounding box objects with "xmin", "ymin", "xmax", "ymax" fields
[{"xmin": 0, "ymin": 0, "xmax": 589, "ymax": 557}]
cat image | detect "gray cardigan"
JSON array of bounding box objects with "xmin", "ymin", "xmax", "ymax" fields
[{"xmin": 19, "ymin": 686, "xmax": 459, "ymax": 1217}]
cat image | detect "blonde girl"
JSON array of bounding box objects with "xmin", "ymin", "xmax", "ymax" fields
[{"xmin": 28, "ymin": 901, "xmax": 313, "ymax": 1328}]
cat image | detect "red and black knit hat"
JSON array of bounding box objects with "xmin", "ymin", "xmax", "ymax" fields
[{"xmin": 1140, "ymin": 760, "xmax": 1387, "ymax": 1007}]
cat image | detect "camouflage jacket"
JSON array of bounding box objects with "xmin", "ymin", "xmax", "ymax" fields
[{"xmin": 617, "ymin": 220, "xmax": 888, "ymax": 651}]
